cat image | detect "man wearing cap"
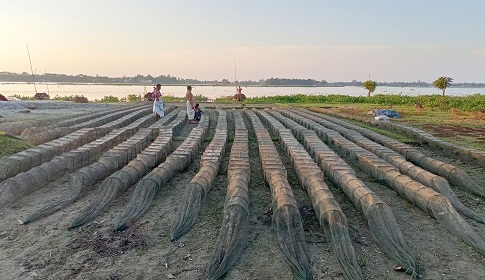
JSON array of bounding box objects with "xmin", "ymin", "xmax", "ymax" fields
[{"xmin": 186, "ymin": 86, "xmax": 196, "ymax": 123}]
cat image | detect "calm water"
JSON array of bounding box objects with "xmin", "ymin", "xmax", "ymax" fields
[{"xmin": 1, "ymin": 83, "xmax": 484, "ymax": 101}]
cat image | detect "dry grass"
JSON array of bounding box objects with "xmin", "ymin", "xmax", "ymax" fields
[{"xmin": 471, "ymin": 111, "xmax": 485, "ymax": 120}]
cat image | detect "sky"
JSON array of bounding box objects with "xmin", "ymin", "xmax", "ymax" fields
[{"xmin": 1, "ymin": 0, "xmax": 485, "ymax": 83}]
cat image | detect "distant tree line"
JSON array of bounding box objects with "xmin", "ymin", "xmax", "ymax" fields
[
  {"xmin": 0, "ymin": 71, "xmax": 218, "ymax": 85},
  {"xmin": 1, "ymin": 71, "xmax": 484, "ymax": 87}
]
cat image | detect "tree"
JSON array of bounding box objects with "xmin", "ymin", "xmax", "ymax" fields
[
  {"xmin": 362, "ymin": 80, "xmax": 377, "ymax": 97},
  {"xmin": 433, "ymin": 76, "xmax": 453, "ymax": 109}
]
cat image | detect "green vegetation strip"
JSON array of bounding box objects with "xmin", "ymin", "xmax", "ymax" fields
[
  {"xmin": 214, "ymin": 94, "xmax": 485, "ymax": 112},
  {"xmin": 0, "ymin": 133, "xmax": 32, "ymax": 157}
]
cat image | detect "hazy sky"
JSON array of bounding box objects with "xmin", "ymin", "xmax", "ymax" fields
[{"xmin": 1, "ymin": 0, "xmax": 484, "ymax": 82}]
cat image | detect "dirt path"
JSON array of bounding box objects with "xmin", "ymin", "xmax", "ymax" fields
[{"xmin": 1, "ymin": 105, "xmax": 485, "ymax": 279}]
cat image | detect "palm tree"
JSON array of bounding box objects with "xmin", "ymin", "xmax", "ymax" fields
[
  {"xmin": 362, "ymin": 80, "xmax": 377, "ymax": 97},
  {"xmin": 433, "ymin": 76, "xmax": 453, "ymax": 109}
]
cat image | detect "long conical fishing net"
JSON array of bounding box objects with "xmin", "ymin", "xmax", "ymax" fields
[
  {"xmin": 286, "ymin": 108, "xmax": 484, "ymax": 224},
  {"xmin": 281, "ymin": 108, "xmax": 485, "ymax": 258},
  {"xmin": 257, "ymin": 109, "xmax": 364, "ymax": 279},
  {"xmin": 207, "ymin": 110, "xmax": 250, "ymax": 279},
  {"xmin": 171, "ymin": 109, "xmax": 227, "ymax": 240},
  {"xmin": 24, "ymin": 109, "xmax": 182, "ymax": 225},
  {"xmin": 269, "ymin": 108, "xmax": 419, "ymax": 277},
  {"xmin": 69, "ymin": 127, "xmax": 174, "ymax": 229},
  {"xmin": 114, "ymin": 114, "xmax": 209, "ymax": 231},
  {"xmin": 301, "ymin": 108, "xmax": 485, "ymax": 198},
  {"xmin": 246, "ymin": 109, "xmax": 312, "ymax": 280}
]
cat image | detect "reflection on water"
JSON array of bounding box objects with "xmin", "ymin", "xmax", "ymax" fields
[{"xmin": 0, "ymin": 83, "xmax": 484, "ymax": 101}]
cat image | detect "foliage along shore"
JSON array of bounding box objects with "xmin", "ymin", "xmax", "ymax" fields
[
  {"xmin": 5, "ymin": 93, "xmax": 485, "ymax": 112},
  {"xmin": 213, "ymin": 94, "xmax": 485, "ymax": 112},
  {"xmin": 3, "ymin": 71, "xmax": 485, "ymax": 87}
]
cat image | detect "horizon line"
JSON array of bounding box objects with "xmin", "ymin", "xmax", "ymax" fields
[{"xmin": 1, "ymin": 70, "xmax": 485, "ymax": 84}]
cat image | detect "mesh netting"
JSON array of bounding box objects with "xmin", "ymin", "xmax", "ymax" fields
[
  {"xmin": 246, "ymin": 109, "xmax": 312, "ymax": 280},
  {"xmin": 273, "ymin": 204, "xmax": 311, "ymax": 280},
  {"xmin": 171, "ymin": 182, "xmax": 206, "ymax": 239},
  {"xmin": 69, "ymin": 176, "xmax": 127, "ymax": 229},
  {"xmin": 300, "ymin": 108, "xmax": 485, "ymax": 198},
  {"xmin": 258, "ymin": 109, "xmax": 363, "ymax": 279},
  {"xmin": 287, "ymin": 108, "xmax": 484, "ymax": 224},
  {"xmin": 283, "ymin": 108, "xmax": 485, "ymax": 252},
  {"xmin": 171, "ymin": 110, "xmax": 227, "ymax": 240},
  {"xmin": 206, "ymin": 110, "xmax": 250, "ymax": 279},
  {"xmin": 114, "ymin": 114, "xmax": 209, "ymax": 231},
  {"xmin": 206, "ymin": 205, "xmax": 249, "ymax": 280},
  {"xmin": 426, "ymin": 192, "xmax": 485, "ymax": 255},
  {"xmin": 23, "ymin": 172, "xmax": 93, "ymax": 224},
  {"xmin": 24, "ymin": 120, "xmax": 176, "ymax": 225}
]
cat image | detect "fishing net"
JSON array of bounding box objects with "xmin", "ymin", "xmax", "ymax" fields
[
  {"xmin": 207, "ymin": 121, "xmax": 250, "ymax": 279},
  {"xmin": 297, "ymin": 106, "xmax": 485, "ymax": 258},
  {"xmin": 114, "ymin": 114, "xmax": 209, "ymax": 231},
  {"xmin": 258, "ymin": 109, "xmax": 363, "ymax": 279},
  {"xmin": 24, "ymin": 125, "xmax": 159, "ymax": 224},
  {"xmin": 287, "ymin": 108, "xmax": 484, "ymax": 224},
  {"xmin": 171, "ymin": 110, "xmax": 227, "ymax": 240},
  {"xmin": 268, "ymin": 109, "xmax": 422, "ymax": 276},
  {"xmin": 300, "ymin": 108, "xmax": 485, "ymax": 198},
  {"xmin": 245, "ymin": 109, "xmax": 312, "ymax": 280}
]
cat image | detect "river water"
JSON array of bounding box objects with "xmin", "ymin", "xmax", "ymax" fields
[{"xmin": 1, "ymin": 83, "xmax": 484, "ymax": 101}]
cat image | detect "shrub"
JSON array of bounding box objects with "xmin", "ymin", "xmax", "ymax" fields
[
  {"xmin": 127, "ymin": 94, "xmax": 139, "ymax": 102},
  {"xmin": 162, "ymin": 95, "xmax": 185, "ymax": 102},
  {"xmin": 73, "ymin": 95, "xmax": 89, "ymax": 103},
  {"xmin": 100, "ymin": 95, "xmax": 120, "ymax": 103},
  {"xmin": 194, "ymin": 94, "xmax": 209, "ymax": 102}
]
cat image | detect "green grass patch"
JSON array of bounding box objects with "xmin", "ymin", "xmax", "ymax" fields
[
  {"xmin": 173, "ymin": 136, "xmax": 186, "ymax": 141},
  {"xmin": 357, "ymin": 256, "xmax": 368, "ymax": 267},
  {"xmin": 0, "ymin": 133, "xmax": 33, "ymax": 157},
  {"xmin": 214, "ymin": 94, "xmax": 485, "ymax": 112},
  {"xmin": 307, "ymin": 104, "xmax": 485, "ymax": 150}
]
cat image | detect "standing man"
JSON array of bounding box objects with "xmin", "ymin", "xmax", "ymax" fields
[
  {"xmin": 186, "ymin": 85, "xmax": 196, "ymax": 123},
  {"xmin": 152, "ymin": 83, "xmax": 164, "ymax": 121}
]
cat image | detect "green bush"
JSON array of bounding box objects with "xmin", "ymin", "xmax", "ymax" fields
[
  {"xmin": 162, "ymin": 95, "xmax": 186, "ymax": 102},
  {"xmin": 194, "ymin": 94, "xmax": 209, "ymax": 102},
  {"xmin": 213, "ymin": 95, "xmax": 233, "ymax": 103},
  {"xmin": 100, "ymin": 95, "xmax": 120, "ymax": 103},
  {"xmin": 11, "ymin": 94, "xmax": 36, "ymax": 100},
  {"xmin": 127, "ymin": 94, "xmax": 139, "ymax": 102}
]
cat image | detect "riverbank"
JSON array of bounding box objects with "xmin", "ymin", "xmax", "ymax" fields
[
  {"xmin": 2, "ymin": 83, "xmax": 485, "ymax": 102},
  {"xmin": 0, "ymin": 103, "xmax": 484, "ymax": 279}
]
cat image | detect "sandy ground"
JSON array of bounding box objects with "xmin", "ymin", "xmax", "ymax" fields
[{"xmin": 0, "ymin": 102, "xmax": 485, "ymax": 280}]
